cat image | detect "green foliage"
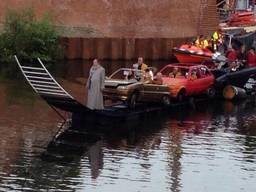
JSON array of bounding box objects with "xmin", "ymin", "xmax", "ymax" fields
[{"xmin": 0, "ymin": 8, "xmax": 63, "ymax": 76}]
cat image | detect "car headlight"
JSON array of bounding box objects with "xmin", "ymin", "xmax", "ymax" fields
[{"xmin": 118, "ymin": 86, "xmax": 128, "ymax": 90}]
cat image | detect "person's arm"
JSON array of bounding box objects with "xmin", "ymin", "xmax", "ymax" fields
[
  {"xmin": 100, "ymin": 68, "xmax": 105, "ymax": 91},
  {"xmin": 86, "ymin": 68, "xmax": 92, "ymax": 88}
]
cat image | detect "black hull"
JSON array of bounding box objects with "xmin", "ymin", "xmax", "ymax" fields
[{"xmin": 215, "ymin": 67, "xmax": 256, "ymax": 89}]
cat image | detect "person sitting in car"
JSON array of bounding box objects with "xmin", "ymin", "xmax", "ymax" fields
[
  {"xmin": 191, "ymin": 70, "xmax": 198, "ymax": 80},
  {"xmin": 143, "ymin": 68, "xmax": 154, "ymax": 83},
  {"xmin": 124, "ymin": 69, "xmax": 135, "ymax": 80},
  {"xmin": 152, "ymin": 72, "xmax": 163, "ymax": 85},
  {"xmin": 169, "ymin": 67, "xmax": 181, "ymax": 78}
]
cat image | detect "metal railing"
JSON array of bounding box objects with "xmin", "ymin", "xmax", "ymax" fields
[{"xmin": 15, "ymin": 55, "xmax": 73, "ymax": 99}]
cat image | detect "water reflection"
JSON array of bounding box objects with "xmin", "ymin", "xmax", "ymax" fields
[{"xmin": 0, "ymin": 60, "xmax": 256, "ymax": 191}]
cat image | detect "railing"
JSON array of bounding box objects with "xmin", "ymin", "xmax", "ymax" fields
[
  {"xmin": 15, "ymin": 56, "xmax": 73, "ymax": 99},
  {"xmin": 14, "ymin": 55, "xmax": 87, "ymax": 114}
]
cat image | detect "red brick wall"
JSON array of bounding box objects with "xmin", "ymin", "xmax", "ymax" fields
[
  {"xmin": 0, "ymin": 0, "xmax": 219, "ymax": 59},
  {"xmin": 0, "ymin": 0, "xmax": 218, "ymax": 38},
  {"xmin": 61, "ymin": 37, "xmax": 193, "ymax": 60}
]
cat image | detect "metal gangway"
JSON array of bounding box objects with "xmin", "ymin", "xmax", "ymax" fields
[{"xmin": 14, "ymin": 55, "xmax": 88, "ymax": 120}]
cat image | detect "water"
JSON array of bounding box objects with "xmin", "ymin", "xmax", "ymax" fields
[{"xmin": 0, "ymin": 60, "xmax": 256, "ymax": 192}]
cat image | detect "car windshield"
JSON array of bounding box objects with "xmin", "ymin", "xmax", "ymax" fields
[
  {"xmin": 109, "ymin": 68, "xmax": 143, "ymax": 81},
  {"xmin": 161, "ymin": 66, "xmax": 189, "ymax": 78}
]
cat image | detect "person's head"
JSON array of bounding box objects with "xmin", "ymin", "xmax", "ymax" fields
[
  {"xmin": 240, "ymin": 44, "xmax": 246, "ymax": 53},
  {"xmin": 138, "ymin": 57, "xmax": 143, "ymax": 65},
  {"xmin": 250, "ymin": 47, "xmax": 255, "ymax": 52},
  {"xmin": 173, "ymin": 67, "xmax": 179, "ymax": 73},
  {"xmin": 199, "ymin": 35, "xmax": 204, "ymax": 40},
  {"xmin": 156, "ymin": 72, "xmax": 162, "ymax": 80},
  {"xmin": 228, "ymin": 45, "xmax": 234, "ymax": 51},
  {"xmin": 93, "ymin": 58, "xmax": 100, "ymax": 66}
]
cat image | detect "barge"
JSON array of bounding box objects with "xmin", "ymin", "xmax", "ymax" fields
[{"xmin": 15, "ymin": 55, "xmax": 256, "ymax": 132}]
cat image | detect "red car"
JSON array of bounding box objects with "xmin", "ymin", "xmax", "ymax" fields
[{"xmin": 159, "ymin": 64, "xmax": 215, "ymax": 100}]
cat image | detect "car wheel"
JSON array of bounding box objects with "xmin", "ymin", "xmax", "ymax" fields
[
  {"xmin": 177, "ymin": 90, "xmax": 185, "ymax": 102},
  {"xmin": 207, "ymin": 86, "xmax": 216, "ymax": 99},
  {"xmin": 128, "ymin": 92, "xmax": 138, "ymax": 109},
  {"xmin": 162, "ymin": 95, "xmax": 171, "ymax": 106}
]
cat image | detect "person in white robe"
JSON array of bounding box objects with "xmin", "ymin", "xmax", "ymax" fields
[{"xmin": 86, "ymin": 59, "xmax": 105, "ymax": 110}]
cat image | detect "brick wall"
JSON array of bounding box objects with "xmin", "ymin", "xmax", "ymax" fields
[
  {"xmin": 0, "ymin": 0, "xmax": 219, "ymax": 59},
  {"xmin": 61, "ymin": 37, "xmax": 193, "ymax": 60}
]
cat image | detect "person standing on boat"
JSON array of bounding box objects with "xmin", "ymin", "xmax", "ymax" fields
[
  {"xmin": 86, "ymin": 59, "xmax": 105, "ymax": 110},
  {"xmin": 195, "ymin": 35, "xmax": 208, "ymax": 49},
  {"xmin": 133, "ymin": 57, "xmax": 148, "ymax": 80},
  {"xmin": 133, "ymin": 57, "xmax": 148, "ymax": 71},
  {"xmin": 212, "ymin": 28, "xmax": 223, "ymax": 52}
]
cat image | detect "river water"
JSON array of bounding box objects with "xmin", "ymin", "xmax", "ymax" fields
[{"xmin": 0, "ymin": 60, "xmax": 256, "ymax": 192}]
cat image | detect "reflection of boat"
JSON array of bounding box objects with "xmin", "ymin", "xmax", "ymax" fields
[{"xmin": 173, "ymin": 44, "xmax": 214, "ymax": 64}]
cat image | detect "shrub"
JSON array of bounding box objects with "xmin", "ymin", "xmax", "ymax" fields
[{"xmin": 0, "ymin": 8, "xmax": 63, "ymax": 76}]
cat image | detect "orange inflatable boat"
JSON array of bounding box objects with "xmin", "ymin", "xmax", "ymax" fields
[{"xmin": 173, "ymin": 44, "xmax": 214, "ymax": 64}]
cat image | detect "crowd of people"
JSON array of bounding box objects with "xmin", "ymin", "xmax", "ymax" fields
[
  {"xmin": 86, "ymin": 28, "xmax": 256, "ymax": 110},
  {"xmin": 225, "ymin": 44, "xmax": 256, "ymax": 70},
  {"xmin": 194, "ymin": 28, "xmax": 223, "ymax": 51},
  {"xmin": 86, "ymin": 57, "xmax": 166, "ymax": 110},
  {"xmin": 195, "ymin": 28, "xmax": 256, "ymax": 69}
]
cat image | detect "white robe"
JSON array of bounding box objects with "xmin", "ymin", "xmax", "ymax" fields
[{"xmin": 86, "ymin": 65, "xmax": 105, "ymax": 110}]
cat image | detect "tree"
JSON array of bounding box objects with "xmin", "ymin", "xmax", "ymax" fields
[{"xmin": 0, "ymin": 8, "xmax": 63, "ymax": 76}]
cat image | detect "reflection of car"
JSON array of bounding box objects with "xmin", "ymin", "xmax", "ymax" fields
[
  {"xmin": 103, "ymin": 68, "xmax": 171, "ymax": 108},
  {"xmin": 159, "ymin": 64, "xmax": 215, "ymax": 100}
]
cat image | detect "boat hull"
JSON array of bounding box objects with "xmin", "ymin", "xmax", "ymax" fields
[
  {"xmin": 173, "ymin": 45, "xmax": 213, "ymax": 65},
  {"xmin": 215, "ymin": 67, "xmax": 256, "ymax": 88},
  {"xmin": 174, "ymin": 51, "xmax": 212, "ymax": 63}
]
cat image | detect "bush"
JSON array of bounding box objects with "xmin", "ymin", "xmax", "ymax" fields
[{"xmin": 0, "ymin": 8, "xmax": 63, "ymax": 76}]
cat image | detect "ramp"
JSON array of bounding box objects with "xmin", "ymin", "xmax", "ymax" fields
[{"xmin": 15, "ymin": 55, "xmax": 88, "ymax": 113}]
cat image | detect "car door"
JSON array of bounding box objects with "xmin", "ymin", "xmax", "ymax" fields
[
  {"xmin": 187, "ymin": 67, "xmax": 205, "ymax": 95},
  {"xmin": 142, "ymin": 83, "xmax": 162, "ymax": 101},
  {"xmin": 198, "ymin": 66, "xmax": 214, "ymax": 93}
]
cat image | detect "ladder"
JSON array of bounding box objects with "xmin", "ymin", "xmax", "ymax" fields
[{"xmin": 14, "ymin": 55, "xmax": 88, "ymax": 115}]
